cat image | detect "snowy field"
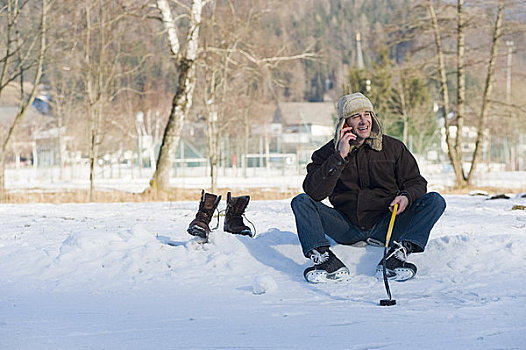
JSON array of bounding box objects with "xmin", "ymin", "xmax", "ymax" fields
[
  {"xmin": 5, "ymin": 166, "xmax": 526, "ymax": 193},
  {"xmin": 1, "ymin": 190, "xmax": 526, "ymax": 349}
]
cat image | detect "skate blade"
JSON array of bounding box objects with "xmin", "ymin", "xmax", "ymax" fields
[
  {"xmin": 375, "ymin": 266, "xmax": 415, "ymax": 282},
  {"xmin": 305, "ymin": 267, "xmax": 350, "ymax": 284}
]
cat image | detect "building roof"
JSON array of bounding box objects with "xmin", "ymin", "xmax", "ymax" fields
[
  {"xmin": 273, "ymin": 102, "xmax": 336, "ymax": 127},
  {"xmin": 0, "ymin": 106, "xmax": 51, "ymax": 125}
]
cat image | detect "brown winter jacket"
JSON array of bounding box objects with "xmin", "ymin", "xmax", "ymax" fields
[{"xmin": 303, "ymin": 135, "xmax": 427, "ymax": 230}]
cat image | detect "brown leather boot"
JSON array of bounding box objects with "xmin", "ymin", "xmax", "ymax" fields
[
  {"xmin": 187, "ymin": 190, "xmax": 221, "ymax": 242},
  {"xmin": 223, "ymin": 192, "xmax": 253, "ymax": 237}
]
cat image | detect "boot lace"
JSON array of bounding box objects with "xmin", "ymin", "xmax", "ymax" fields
[
  {"xmin": 310, "ymin": 249, "xmax": 329, "ymax": 265},
  {"xmin": 211, "ymin": 208, "xmax": 220, "ymax": 230},
  {"xmin": 218, "ymin": 210, "xmax": 257, "ymax": 237},
  {"xmin": 242, "ymin": 214, "xmax": 256, "ymax": 237}
]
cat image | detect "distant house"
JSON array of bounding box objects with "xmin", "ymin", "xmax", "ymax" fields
[
  {"xmin": 0, "ymin": 105, "xmax": 55, "ymax": 166},
  {"xmin": 271, "ymin": 102, "xmax": 336, "ymax": 164},
  {"xmin": 437, "ymin": 110, "xmax": 491, "ymax": 165}
]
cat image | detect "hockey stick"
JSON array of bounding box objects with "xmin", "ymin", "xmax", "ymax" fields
[{"xmin": 380, "ymin": 203, "xmax": 398, "ymax": 306}]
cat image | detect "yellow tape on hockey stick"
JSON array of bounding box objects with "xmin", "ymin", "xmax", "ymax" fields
[{"xmin": 384, "ymin": 203, "xmax": 398, "ymax": 248}]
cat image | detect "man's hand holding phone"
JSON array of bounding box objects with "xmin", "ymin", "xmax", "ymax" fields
[{"xmin": 337, "ymin": 125, "xmax": 357, "ymax": 158}]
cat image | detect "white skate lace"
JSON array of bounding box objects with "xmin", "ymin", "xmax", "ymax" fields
[
  {"xmin": 310, "ymin": 249, "xmax": 329, "ymax": 265},
  {"xmin": 387, "ymin": 241, "xmax": 407, "ymax": 262}
]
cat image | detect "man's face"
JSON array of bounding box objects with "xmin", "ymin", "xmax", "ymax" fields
[{"xmin": 345, "ymin": 111, "xmax": 373, "ymax": 140}]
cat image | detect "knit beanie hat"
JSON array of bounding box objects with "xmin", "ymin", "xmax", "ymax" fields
[{"xmin": 337, "ymin": 92, "xmax": 374, "ymax": 118}]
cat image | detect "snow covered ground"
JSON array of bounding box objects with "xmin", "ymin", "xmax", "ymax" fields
[
  {"xmin": 5, "ymin": 166, "xmax": 526, "ymax": 193},
  {"xmin": 1, "ymin": 192, "xmax": 525, "ymax": 349}
]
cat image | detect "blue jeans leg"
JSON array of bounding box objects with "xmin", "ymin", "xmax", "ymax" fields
[
  {"xmin": 290, "ymin": 193, "xmax": 367, "ymax": 257},
  {"xmin": 368, "ymin": 192, "xmax": 446, "ymax": 252},
  {"xmin": 291, "ymin": 192, "xmax": 446, "ymax": 256}
]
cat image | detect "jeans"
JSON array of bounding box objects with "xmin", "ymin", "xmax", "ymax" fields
[{"xmin": 290, "ymin": 192, "xmax": 446, "ymax": 257}]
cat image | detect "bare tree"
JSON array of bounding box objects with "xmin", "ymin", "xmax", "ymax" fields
[
  {"xmin": 0, "ymin": 0, "xmax": 48, "ymax": 200},
  {"xmin": 196, "ymin": 1, "xmax": 317, "ymax": 191},
  {"xmin": 83, "ymin": 0, "xmax": 106, "ymax": 201},
  {"xmin": 467, "ymin": 0, "xmax": 505, "ymax": 180},
  {"xmin": 46, "ymin": 36, "xmax": 82, "ymax": 181},
  {"xmin": 72, "ymin": 0, "xmax": 140, "ymax": 200},
  {"xmin": 428, "ymin": 0, "xmax": 505, "ymax": 188},
  {"xmin": 390, "ymin": 64, "xmax": 435, "ymax": 151},
  {"xmin": 455, "ymin": 0, "xmax": 466, "ymax": 183},
  {"xmin": 427, "ymin": 1, "xmax": 460, "ymax": 182},
  {"xmin": 149, "ymin": 0, "xmax": 208, "ymax": 192}
]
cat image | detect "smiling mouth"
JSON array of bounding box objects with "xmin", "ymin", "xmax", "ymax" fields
[{"xmin": 357, "ymin": 126, "xmax": 369, "ymax": 131}]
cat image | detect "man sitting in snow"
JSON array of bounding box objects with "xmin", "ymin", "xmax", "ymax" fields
[{"xmin": 291, "ymin": 92, "xmax": 446, "ymax": 283}]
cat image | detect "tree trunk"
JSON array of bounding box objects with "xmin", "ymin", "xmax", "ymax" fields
[
  {"xmin": 84, "ymin": 1, "xmax": 102, "ymax": 202},
  {"xmin": 89, "ymin": 123, "xmax": 96, "ymax": 200},
  {"xmin": 151, "ymin": 58, "xmax": 198, "ymax": 190},
  {"xmin": 243, "ymin": 109, "xmax": 249, "ymax": 178},
  {"xmin": 150, "ymin": 0, "xmax": 204, "ymax": 191},
  {"xmin": 57, "ymin": 112, "xmax": 65, "ymax": 180},
  {"xmin": 0, "ymin": 0, "xmax": 47, "ymax": 201},
  {"xmin": 398, "ymin": 73, "xmax": 408, "ymax": 145},
  {"xmin": 0, "ymin": 158, "xmax": 6, "ymax": 201},
  {"xmin": 467, "ymin": 0, "xmax": 504, "ymax": 182},
  {"xmin": 427, "ymin": 0, "xmax": 464, "ymax": 187},
  {"xmin": 455, "ymin": 0, "xmax": 467, "ymax": 188},
  {"xmin": 206, "ymin": 89, "xmax": 219, "ymax": 193}
]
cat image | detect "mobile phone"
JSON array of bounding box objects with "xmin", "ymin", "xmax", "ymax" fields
[{"xmin": 344, "ymin": 120, "xmax": 359, "ymax": 144}]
